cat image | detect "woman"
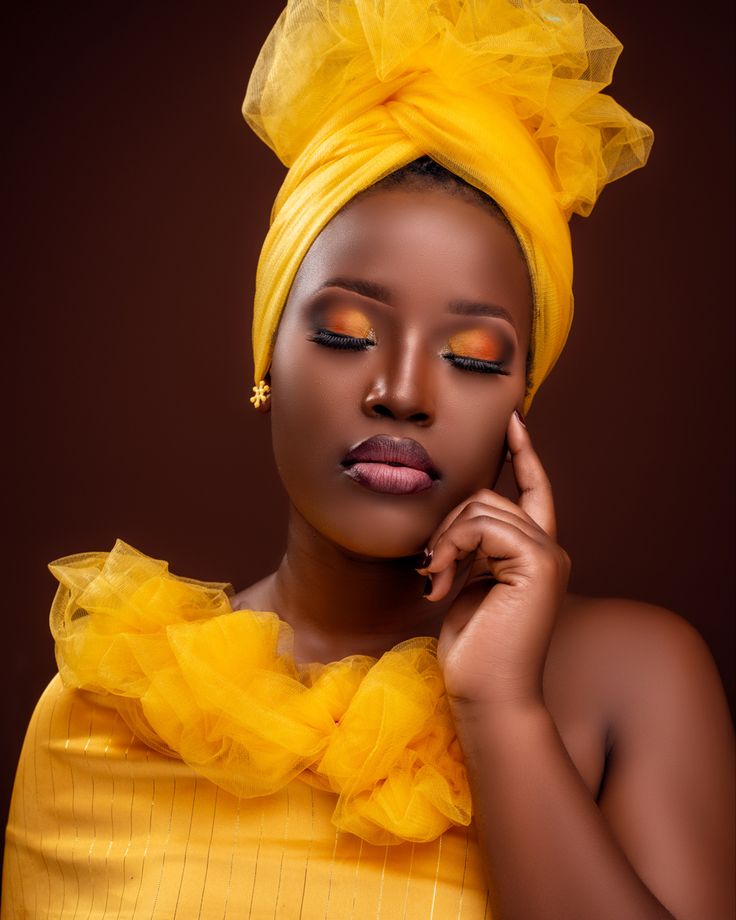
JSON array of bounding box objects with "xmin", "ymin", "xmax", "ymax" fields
[{"xmin": 3, "ymin": 1, "xmax": 734, "ymax": 918}]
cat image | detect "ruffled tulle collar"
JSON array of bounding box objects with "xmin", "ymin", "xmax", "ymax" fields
[{"xmin": 48, "ymin": 539, "xmax": 471, "ymax": 845}]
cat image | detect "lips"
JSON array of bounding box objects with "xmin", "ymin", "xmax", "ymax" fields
[{"xmin": 341, "ymin": 435, "xmax": 439, "ymax": 495}]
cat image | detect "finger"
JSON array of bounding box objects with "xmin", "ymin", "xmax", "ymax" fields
[
  {"xmin": 420, "ymin": 503, "xmax": 547, "ymax": 600},
  {"xmin": 423, "ymin": 515, "xmax": 539, "ymax": 601},
  {"xmin": 423, "ymin": 559, "xmax": 458, "ymax": 602},
  {"xmin": 416, "ymin": 492, "xmax": 546, "ymax": 573},
  {"xmin": 507, "ymin": 411, "xmax": 557, "ymax": 539},
  {"xmin": 420, "ymin": 504, "xmax": 545, "ymax": 574}
]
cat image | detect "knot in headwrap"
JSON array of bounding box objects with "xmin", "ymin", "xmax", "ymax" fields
[{"xmin": 243, "ymin": 0, "xmax": 653, "ymax": 411}]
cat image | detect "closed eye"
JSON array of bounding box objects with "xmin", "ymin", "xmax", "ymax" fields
[
  {"xmin": 307, "ymin": 328, "xmax": 375, "ymax": 351},
  {"xmin": 309, "ymin": 328, "xmax": 509, "ymax": 375},
  {"xmin": 442, "ymin": 353, "xmax": 510, "ymax": 375}
]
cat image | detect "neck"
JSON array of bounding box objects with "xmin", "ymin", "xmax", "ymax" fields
[{"xmin": 265, "ymin": 505, "xmax": 469, "ymax": 664}]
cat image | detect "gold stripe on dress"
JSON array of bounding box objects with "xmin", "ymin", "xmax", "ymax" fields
[
  {"xmin": 273, "ymin": 778, "xmax": 291, "ymax": 916},
  {"xmin": 374, "ymin": 844, "xmax": 390, "ymax": 919},
  {"xmin": 428, "ymin": 834, "xmax": 445, "ymax": 919},
  {"xmin": 456, "ymin": 826, "xmax": 471, "ymax": 919},
  {"xmin": 197, "ymin": 784, "xmax": 220, "ymax": 919},
  {"xmin": 222, "ymin": 789, "xmax": 242, "ymax": 918},
  {"xmin": 130, "ymin": 748, "xmax": 155, "ymax": 917},
  {"xmin": 246, "ymin": 796, "xmax": 266, "ymax": 918},
  {"xmin": 296, "ymin": 786, "xmax": 316, "ymax": 920},
  {"xmin": 400, "ymin": 842, "xmax": 416, "ymax": 920}
]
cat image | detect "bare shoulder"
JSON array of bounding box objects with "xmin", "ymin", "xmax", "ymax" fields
[
  {"xmin": 552, "ymin": 591, "xmax": 711, "ymax": 664},
  {"xmin": 555, "ymin": 590, "xmax": 704, "ymax": 647},
  {"xmin": 548, "ymin": 594, "xmax": 735, "ymax": 917},
  {"xmin": 546, "ymin": 592, "xmax": 730, "ymax": 726},
  {"xmin": 549, "ymin": 594, "xmax": 717, "ymax": 703}
]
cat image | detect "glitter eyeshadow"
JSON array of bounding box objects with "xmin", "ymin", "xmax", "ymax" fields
[
  {"xmin": 322, "ymin": 305, "xmax": 375, "ymax": 339},
  {"xmin": 446, "ymin": 329, "xmax": 505, "ymax": 362}
]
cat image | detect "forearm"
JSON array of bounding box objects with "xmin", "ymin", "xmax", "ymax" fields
[{"xmin": 453, "ymin": 701, "xmax": 674, "ymax": 920}]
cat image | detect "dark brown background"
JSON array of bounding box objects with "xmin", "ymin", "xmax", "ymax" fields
[{"xmin": 3, "ymin": 0, "xmax": 734, "ymax": 851}]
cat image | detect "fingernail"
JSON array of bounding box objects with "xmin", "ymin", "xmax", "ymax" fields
[
  {"xmin": 418, "ymin": 549, "xmax": 433, "ymax": 569},
  {"xmin": 422, "ymin": 575, "xmax": 433, "ymax": 597},
  {"xmin": 514, "ymin": 409, "xmax": 527, "ymax": 428}
]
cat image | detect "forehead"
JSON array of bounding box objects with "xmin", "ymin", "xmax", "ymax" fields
[{"xmin": 287, "ymin": 188, "xmax": 532, "ymax": 341}]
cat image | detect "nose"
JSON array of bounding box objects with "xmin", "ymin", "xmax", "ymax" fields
[{"xmin": 361, "ymin": 335, "xmax": 435, "ymax": 426}]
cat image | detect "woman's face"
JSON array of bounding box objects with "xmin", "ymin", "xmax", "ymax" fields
[{"xmin": 269, "ymin": 187, "xmax": 532, "ymax": 558}]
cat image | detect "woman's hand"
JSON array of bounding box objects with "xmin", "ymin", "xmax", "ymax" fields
[{"xmin": 417, "ymin": 410, "xmax": 570, "ymax": 710}]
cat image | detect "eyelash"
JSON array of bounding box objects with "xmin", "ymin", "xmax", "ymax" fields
[
  {"xmin": 308, "ymin": 328, "xmax": 376, "ymax": 350},
  {"xmin": 442, "ymin": 353, "xmax": 510, "ymax": 376},
  {"xmin": 308, "ymin": 328, "xmax": 509, "ymax": 376}
]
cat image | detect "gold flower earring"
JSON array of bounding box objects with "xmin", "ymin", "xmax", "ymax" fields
[{"xmin": 250, "ymin": 379, "xmax": 271, "ymax": 409}]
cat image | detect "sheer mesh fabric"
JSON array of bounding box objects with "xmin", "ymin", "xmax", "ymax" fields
[{"xmin": 49, "ymin": 539, "xmax": 470, "ymax": 845}]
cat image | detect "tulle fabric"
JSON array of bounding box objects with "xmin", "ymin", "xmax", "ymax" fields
[
  {"xmin": 243, "ymin": 0, "xmax": 653, "ymax": 411},
  {"xmin": 48, "ymin": 539, "xmax": 471, "ymax": 845}
]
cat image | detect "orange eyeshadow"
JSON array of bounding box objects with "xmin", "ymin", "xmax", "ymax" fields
[
  {"xmin": 323, "ymin": 306, "xmax": 374, "ymax": 338},
  {"xmin": 447, "ymin": 329, "xmax": 505, "ymax": 362}
]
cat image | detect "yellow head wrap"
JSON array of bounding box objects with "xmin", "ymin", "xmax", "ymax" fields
[{"xmin": 243, "ymin": 0, "xmax": 653, "ymax": 412}]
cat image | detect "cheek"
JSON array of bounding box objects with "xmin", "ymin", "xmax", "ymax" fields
[
  {"xmin": 436, "ymin": 390, "xmax": 515, "ymax": 494},
  {"xmin": 461, "ymin": 417, "xmax": 509, "ymax": 489},
  {"xmin": 268, "ymin": 337, "xmax": 363, "ymax": 513},
  {"xmin": 271, "ymin": 342, "xmax": 359, "ymax": 433}
]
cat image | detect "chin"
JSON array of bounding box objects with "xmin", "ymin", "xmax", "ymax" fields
[
  {"xmin": 300, "ymin": 496, "xmax": 436, "ymax": 560},
  {"xmin": 329, "ymin": 532, "xmax": 425, "ymax": 561}
]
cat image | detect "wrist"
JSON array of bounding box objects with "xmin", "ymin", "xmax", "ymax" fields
[
  {"xmin": 449, "ymin": 696, "xmax": 554, "ymax": 763},
  {"xmin": 448, "ymin": 692, "xmax": 548, "ymax": 726}
]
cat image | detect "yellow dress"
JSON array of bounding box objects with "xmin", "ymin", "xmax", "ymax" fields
[{"xmin": 2, "ymin": 542, "xmax": 490, "ymax": 918}]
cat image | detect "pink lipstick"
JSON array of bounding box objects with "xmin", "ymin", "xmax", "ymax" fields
[{"xmin": 341, "ymin": 435, "xmax": 440, "ymax": 495}]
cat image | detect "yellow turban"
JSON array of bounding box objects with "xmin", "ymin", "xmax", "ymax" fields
[{"xmin": 243, "ymin": 0, "xmax": 653, "ymax": 412}]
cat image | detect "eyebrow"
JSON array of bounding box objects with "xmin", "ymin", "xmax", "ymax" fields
[
  {"xmin": 447, "ymin": 300, "xmax": 516, "ymax": 326},
  {"xmin": 317, "ymin": 277, "xmax": 394, "ymax": 303},
  {"xmin": 316, "ymin": 277, "xmax": 516, "ymax": 328}
]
